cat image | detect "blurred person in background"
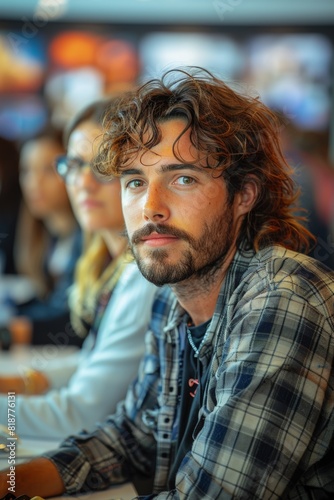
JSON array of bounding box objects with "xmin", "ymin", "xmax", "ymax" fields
[
  {"xmin": 280, "ymin": 123, "xmax": 334, "ymax": 270},
  {"xmin": 1, "ymin": 128, "xmax": 83, "ymax": 348},
  {"xmin": 0, "ymin": 98, "xmax": 157, "ymax": 439},
  {"xmin": 0, "ymin": 136, "xmax": 21, "ymax": 275}
]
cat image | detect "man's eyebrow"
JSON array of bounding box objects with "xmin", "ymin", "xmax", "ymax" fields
[
  {"xmin": 120, "ymin": 163, "xmax": 203, "ymax": 177},
  {"xmin": 160, "ymin": 163, "xmax": 202, "ymax": 173}
]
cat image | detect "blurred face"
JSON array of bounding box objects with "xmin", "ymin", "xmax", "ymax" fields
[
  {"xmin": 66, "ymin": 120, "xmax": 124, "ymax": 233},
  {"xmin": 20, "ymin": 137, "xmax": 70, "ymax": 219}
]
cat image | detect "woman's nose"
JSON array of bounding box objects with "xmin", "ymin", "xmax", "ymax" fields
[{"xmin": 75, "ymin": 165, "xmax": 99, "ymax": 189}]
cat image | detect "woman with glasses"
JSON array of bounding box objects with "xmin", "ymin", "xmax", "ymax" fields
[{"xmin": 0, "ymin": 98, "xmax": 157, "ymax": 439}]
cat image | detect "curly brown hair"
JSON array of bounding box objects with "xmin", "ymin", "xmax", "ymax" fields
[{"xmin": 97, "ymin": 67, "xmax": 314, "ymax": 253}]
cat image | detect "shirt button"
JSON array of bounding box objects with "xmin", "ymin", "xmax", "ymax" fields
[
  {"xmin": 161, "ymin": 452, "xmax": 168, "ymax": 458},
  {"xmin": 169, "ymin": 386, "xmax": 174, "ymax": 392},
  {"xmin": 163, "ymin": 433, "xmax": 168, "ymax": 439},
  {"xmin": 164, "ymin": 417, "xmax": 170, "ymax": 423}
]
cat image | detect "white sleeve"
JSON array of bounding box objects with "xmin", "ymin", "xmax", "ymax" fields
[
  {"xmin": 33, "ymin": 350, "xmax": 82, "ymax": 390},
  {"xmin": 0, "ymin": 263, "xmax": 157, "ymax": 440},
  {"xmin": 34, "ymin": 332, "xmax": 96, "ymax": 390}
]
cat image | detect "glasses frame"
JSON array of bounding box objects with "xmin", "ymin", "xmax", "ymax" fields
[{"xmin": 54, "ymin": 155, "xmax": 114, "ymax": 185}]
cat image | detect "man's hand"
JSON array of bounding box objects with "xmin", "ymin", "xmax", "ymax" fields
[{"xmin": 0, "ymin": 458, "xmax": 65, "ymax": 497}]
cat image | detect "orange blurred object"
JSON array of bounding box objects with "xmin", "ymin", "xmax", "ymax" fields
[
  {"xmin": 48, "ymin": 32, "xmax": 140, "ymax": 91},
  {"xmin": 97, "ymin": 39, "xmax": 140, "ymax": 84},
  {"xmin": 49, "ymin": 31, "xmax": 102, "ymax": 68}
]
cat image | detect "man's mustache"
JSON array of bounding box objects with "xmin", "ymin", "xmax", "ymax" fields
[{"xmin": 127, "ymin": 223, "xmax": 195, "ymax": 246}]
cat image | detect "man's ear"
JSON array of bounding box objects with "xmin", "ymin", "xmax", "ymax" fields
[{"xmin": 235, "ymin": 177, "xmax": 258, "ymax": 216}]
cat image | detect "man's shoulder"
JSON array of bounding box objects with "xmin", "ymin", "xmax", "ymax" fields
[
  {"xmin": 252, "ymin": 245, "xmax": 334, "ymax": 282},
  {"xmin": 244, "ymin": 245, "xmax": 334, "ymax": 313}
]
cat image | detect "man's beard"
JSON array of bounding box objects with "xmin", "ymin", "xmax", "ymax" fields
[{"xmin": 128, "ymin": 207, "xmax": 235, "ymax": 287}]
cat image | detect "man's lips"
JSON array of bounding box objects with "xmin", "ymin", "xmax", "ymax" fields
[
  {"xmin": 140, "ymin": 233, "xmax": 179, "ymax": 247},
  {"xmin": 131, "ymin": 224, "xmax": 192, "ymax": 247}
]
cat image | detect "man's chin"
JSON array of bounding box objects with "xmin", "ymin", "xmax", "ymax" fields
[
  {"xmin": 137, "ymin": 266, "xmax": 167, "ymax": 287},
  {"xmin": 133, "ymin": 247, "xmax": 169, "ymax": 265},
  {"xmin": 137, "ymin": 257, "xmax": 196, "ymax": 287}
]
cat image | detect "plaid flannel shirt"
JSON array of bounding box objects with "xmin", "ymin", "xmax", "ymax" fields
[{"xmin": 45, "ymin": 245, "xmax": 334, "ymax": 499}]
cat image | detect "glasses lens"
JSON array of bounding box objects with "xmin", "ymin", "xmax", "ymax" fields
[
  {"xmin": 55, "ymin": 157, "xmax": 84, "ymax": 184},
  {"xmin": 55, "ymin": 157, "xmax": 69, "ymax": 178},
  {"xmin": 55, "ymin": 156, "xmax": 115, "ymax": 184}
]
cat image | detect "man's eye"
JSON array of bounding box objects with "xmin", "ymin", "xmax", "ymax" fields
[
  {"xmin": 176, "ymin": 176, "xmax": 195, "ymax": 185},
  {"xmin": 126, "ymin": 179, "xmax": 143, "ymax": 189}
]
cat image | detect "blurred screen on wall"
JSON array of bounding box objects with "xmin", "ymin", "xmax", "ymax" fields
[
  {"xmin": 45, "ymin": 31, "xmax": 140, "ymax": 128},
  {"xmin": 139, "ymin": 31, "xmax": 332, "ymax": 132},
  {"xmin": 246, "ymin": 34, "xmax": 332, "ymax": 131},
  {"xmin": 0, "ymin": 24, "xmax": 332, "ymax": 141},
  {"xmin": 0, "ymin": 30, "xmax": 46, "ymax": 93},
  {"xmin": 0, "ymin": 27, "xmax": 140, "ymax": 139},
  {"xmin": 0, "ymin": 30, "xmax": 47, "ymax": 139},
  {"xmin": 139, "ymin": 32, "xmax": 245, "ymax": 81}
]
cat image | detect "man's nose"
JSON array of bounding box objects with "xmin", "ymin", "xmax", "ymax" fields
[{"xmin": 143, "ymin": 185, "xmax": 170, "ymax": 223}]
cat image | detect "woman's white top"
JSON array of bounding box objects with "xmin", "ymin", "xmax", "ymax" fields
[{"xmin": 0, "ymin": 262, "xmax": 157, "ymax": 439}]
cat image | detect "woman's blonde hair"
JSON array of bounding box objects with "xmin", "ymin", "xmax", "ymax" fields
[{"xmin": 69, "ymin": 233, "xmax": 128, "ymax": 336}]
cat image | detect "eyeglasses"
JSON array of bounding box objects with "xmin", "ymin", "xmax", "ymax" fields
[{"xmin": 54, "ymin": 156, "xmax": 114, "ymax": 185}]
